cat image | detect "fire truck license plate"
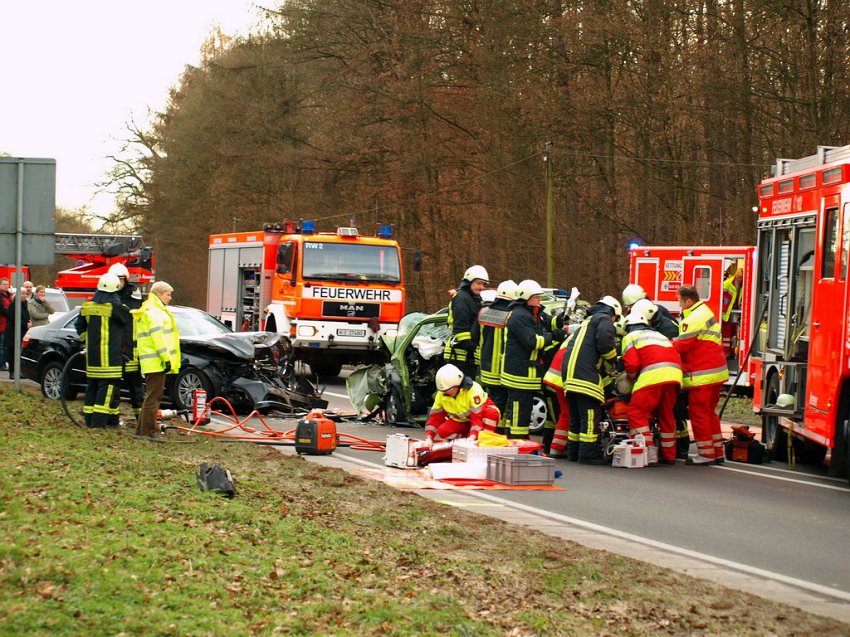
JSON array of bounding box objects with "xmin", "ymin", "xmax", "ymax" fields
[{"xmin": 337, "ymin": 328, "xmax": 366, "ymax": 337}]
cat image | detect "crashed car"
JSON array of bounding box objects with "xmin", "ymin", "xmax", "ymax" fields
[
  {"xmin": 20, "ymin": 305, "xmax": 324, "ymax": 413},
  {"xmin": 346, "ymin": 309, "xmax": 551, "ymax": 434}
]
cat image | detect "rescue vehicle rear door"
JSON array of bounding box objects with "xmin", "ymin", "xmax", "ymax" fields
[{"xmin": 683, "ymin": 256, "xmax": 724, "ymax": 320}]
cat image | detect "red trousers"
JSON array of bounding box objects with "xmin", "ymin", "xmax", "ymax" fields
[
  {"xmin": 428, "ymin": 402, "xmax": 500, "ymax": 441},
  {"xmin": 627, "ymin": 383, "xmax": 678, "ymax": 461},
  {"xmin": 550, "ymin": 389, "xmax": 570, "ymax": 453},
  {"xmin": 688, "ymin": 384, "xmax": 723, "ymax": 459}
]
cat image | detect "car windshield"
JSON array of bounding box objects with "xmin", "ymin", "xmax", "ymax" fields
[
  {"xmin": 172, "ymin": 308, "xmax": 232, "ymax": 337},
  {"xmin": 301, "ymin": 241, "xmax": 401, "ymax": 283}
]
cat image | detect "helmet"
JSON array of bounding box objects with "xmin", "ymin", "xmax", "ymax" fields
[
  {"xmin": 517, "ymin": 279, "xmax": 545, "ymax": 301},
  {"xmin": 108, "ymin": 263, "xmax": 130, "ymax": 278},
  {"xmin": 496, "ymin": 279, "xmax": 518, "ymax": 299},
  {"xmin": 435, "ymin": 364, "xmax": 464, "ymax": 392},
  {"xmin": 625, "ymin": 311, "xmax": 648, "ymax": 326},
  {"xmin": 598, "ymin": 295, "xmax": 623, "ymax": 317},
  {"xmin": 463, "ymin": 265, "xmax": 489, "ymax": 284},
  {"xmin": 614, "ymin": 314, "xmax": 627, "ymax": 336},
  {"xmin": 632, "ymin": 298, "xmax": 657, "ymax": 322},
  {"xmin": 97, "ymin": 272, "xmax": 121, "ymax": 293},
  {"xmin": 622, "ymin": 284, "xmax": 646, "ymax": 307}
]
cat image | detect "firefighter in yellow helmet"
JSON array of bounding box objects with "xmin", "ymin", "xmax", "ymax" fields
[
  {"xmin": 74, "ymin": 273, "xmax": 130, "ymax": 428},
  {"xmin": 444, "ymin": 265, "xmax": 489, "ymax": 378}
]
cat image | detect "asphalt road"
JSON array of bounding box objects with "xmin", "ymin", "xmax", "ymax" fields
[{"xmin": 313, "ymin": 374, "xmax": 850, "ymax": 599}]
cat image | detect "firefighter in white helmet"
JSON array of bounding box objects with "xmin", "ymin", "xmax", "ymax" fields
[
  {"xmin": 501, "ymin": 279, "xmax": 562, "ymax": 439},
  {"xmin": 74, "ymin": 273, "xmax": 131, "ymax": 428},
  {"xmin": 422, "ymin": 363, "xmax": 501, "ymax": 447},
  {"xmin": 560, "ymin": 295, "xmax": 620, "ymax": 463},
  {"xmin": 108, "ymin": 262, "xmax": 145, "ymax": 426},
  {"xmin": 476, "ymin": 280, "xmax": 517, "ymax": 416},
  {"xmin": 444, "ymin": 265, "xmax": 489, "ymax": 378},
  {"xmin": 620, "ymin": 311, "xmax": 683, "ymax": 464}
]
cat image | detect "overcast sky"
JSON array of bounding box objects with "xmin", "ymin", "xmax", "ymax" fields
[{"xmin": 0, "ymin": 1, "xmax": 261, "ymax": 218}]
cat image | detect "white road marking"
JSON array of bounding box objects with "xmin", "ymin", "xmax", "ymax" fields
[{"xmin": 717, "ymin": 464, "xmax": 850, "ymax": 492}]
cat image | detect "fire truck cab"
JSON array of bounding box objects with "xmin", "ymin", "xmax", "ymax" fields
[
  {"xmin": 753, "ymin": 145, "xmax": 850, "ymax": 480},
  {"xmin": 207, "ymin": 221, "xmax": 405, "ymax": 377},
  {"xmin": 628, "ymin": 245, "xmax": 756, "ymax": 387}
]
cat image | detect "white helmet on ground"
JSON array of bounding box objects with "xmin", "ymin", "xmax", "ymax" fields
[
  {"xmin": 622, "ymin": 283, "xmax": 647, "ymax": 307},
  {"xmin": 614, "ymin": 315, "xmax": 627, "ymax": 336},
  {"xmin": 435, "ymin": 364, "xmax": 465, "ymax": 392},
  {"xmin": 625, "ymin": 311, "xmax": 649, "ymax": 326},
  {"xmin": 517, "ymin": 279, "xmax": 545, "ymax": 301},
  {"xmin": 632, "ymin": 298, "xmax": 658, "ymax": 322},
  {"xmin": 496, "ymin": 279, "xmax": 518, "ymax": 300},
  {"xmin": 463, "ymin": 265, "xmax": 489, "ymax": 284},
  {"xmin": 598, "ymin": 295, "xmax": 623, "ymax": 317},
  {"xmin": 108, "ymin": 262, "xmax": 130, "ymax": 278},
  {"xmin": 97, "ymin": 272, "xmax": 121, "ymax": 293}
]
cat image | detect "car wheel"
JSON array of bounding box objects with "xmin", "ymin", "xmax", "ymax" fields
[
  {"xmin": 172, "ymin": 367, "xmax": 214, "ymax": 412},
  {"xmin": 384, "ymin": 386, "xmax": 407, "ymax": 425},
  {"xmin": 529, "ymin": 395, "xmax": 548, "ymax": 435},
  {"xmin": 40, "ymin": 360, "xmax": 77, "ymax": 401},
  {"xmin": 310, "ymin": 363, "xmax": 343, "ymax": 378}
]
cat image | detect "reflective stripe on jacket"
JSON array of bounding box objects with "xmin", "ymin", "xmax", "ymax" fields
[
  {"xmin": 134, "ymin": 293, "xmax": 181, "ymax": 376},
  {"xmin": 76, "ymin": 295, "xmax": 128, "ymax": 379},
  {"xmin": 621, "ymin": 326, "xmax": 682, "ymax": 392},
  {"xmin": 425, "ymin": 381, "xmax": 493, "ymax": 434},
  {"xmin": 673, "ymin": 301, "xmax": 728, "ymax": 388},
  {"xmin": 501, "ymin": 302, "xmax": 551, "ymax": 391},
  {"xmin": 477, "ymin": 297, "xmax": 512, "ymax": 386},
  {"xmin": 561, "ymin": 311, "xmax": 617, "ymax": 401},
  {"xmin": 721, "ymin": 276, "xmax": 740, "ymax": 322},
  {"xmin": 444, "ymin": 284, "xmax": 481, "ymax": 364}
]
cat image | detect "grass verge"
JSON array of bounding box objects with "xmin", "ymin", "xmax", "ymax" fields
[{"xmin": 0, "ymin": 385, "xmax": 844, "ymax": 636}]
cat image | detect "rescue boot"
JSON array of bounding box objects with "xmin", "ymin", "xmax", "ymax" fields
[
  {"xmin": 676, "ymin": 437, "xmax": 691, "ymax": 460},
  {"xmin": 578, "ymin": 442, "xmax": 605, "ymax": 465},
  {"xmin": 541, "ymin": 427, "xmax": 555, "ymax": 455},
  {"xmin": 566, "ymin": 442, "xmax": 579, "ymax": 462}
]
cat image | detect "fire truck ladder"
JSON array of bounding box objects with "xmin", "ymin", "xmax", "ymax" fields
[{"xmin": 55, "ymin": 233, "xmax": 146, "ymax": 257}]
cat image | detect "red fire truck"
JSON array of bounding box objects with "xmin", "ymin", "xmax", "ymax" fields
[
  {"xmin": 0, "ymin": 265, "xmax": 30, "ymax": 286},
  {"xmin": 628, "ymin": 245, "xmax": 756, "ymax": 388},
  {"xmin": 752, "ymin": 145, "xmax": 850, "ymax": 481},
  {"xmin": 54, "ymin": 233, "xmax": 155, "ymax": 307},
  {"xmin": 207, "ymin": 220, "xmax": 406, "ymax": 377}
]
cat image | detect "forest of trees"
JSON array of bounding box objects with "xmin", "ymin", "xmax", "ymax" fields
[{"xmin": 107, "ymin": 0, "xmax": 850, "ymax": 311}]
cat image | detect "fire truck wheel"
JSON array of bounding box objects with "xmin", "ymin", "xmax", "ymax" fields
[
  {"xmin": 172, "ymin": 367, "xmax": 214, "ymax": 412},
  {"xmin": 384, "ymin": 386, "xmax": 407, "ymax": 425},
  {"xmin": 40, "ymin": 360, "xmax": 77, "ymax": 401},
  {"xmin": 828, "ymin": 416, "xmax": 849, "ymax": 481},
  {"xmin": 310, "ymin": 363, "xmax": 343, "ymax": 378},
  {"xmin": 762, "ymin": 374, "xmax": 787, "ymax": 462}
]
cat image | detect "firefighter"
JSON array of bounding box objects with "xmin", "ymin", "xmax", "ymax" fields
[
  {"xmin": 109, "ymin": 262, "xmax": 145, "ymax": 426},
  {"xmin": 627, "ymin": 290, "xmax": 690, "ymax": 458},
  {"xmin": 673, "ymin": 284, "xmax": 729, "ymax": 464},
  {"xmin": 620, "ymin": 311, "xmax": 683, "ymax": 464},
  {"xmin": 422, "ymin": 363, "xmax": 500, "ymax": 446},
  {"xmin": 721, "ymin": 267, "xmax": 743, "ymax": 358},
  {"xmin": 134, "ymin": 281, "xmax": 181, "ymax": 439},
  {"xmin": 477, "ymin": 279, "xmax": 517, "ymax": 416},
  {"xmin": 75, "ymin": 273, "xmax": 129, "ymax": 428},
  {"xmin": 542, "ymin": 336, "xmax": 572, "ymax": 456},
  {"xmin": 561, "ymin": 295, "xmax": 620, "ymax": 463},
  {"xmin": 501, "ymin": 279, "xmax": 554, "ymax": 439},
  {"xmin": 444, "ymin": 265, "xmax": 488, "ymax": 378}
]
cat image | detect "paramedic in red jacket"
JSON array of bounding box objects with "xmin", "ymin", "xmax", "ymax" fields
[
  {"xmin": 620, "ymin": 311, "xmax": 683, "ymax": 464},
  {"xmin": 673, "ymin": 285, "xmax": 729, "ymax": 465},
  {"xmin": 423, "ymin": 364, "xmax": 501, "ymax": 446}
]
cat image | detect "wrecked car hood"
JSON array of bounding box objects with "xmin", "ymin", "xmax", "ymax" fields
[{"xmin": 180, "ymin": 331, "xmax": 279, "ymax": 360}]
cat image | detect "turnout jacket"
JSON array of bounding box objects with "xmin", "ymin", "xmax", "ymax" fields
[
  {"xmin": 620, "ymin": 325, "xmax": 682, "ymax": 392},
  {"xmin": 444, "ymin": 282, "xmax": 482, "ymax": 364},
  {"xmin": 133, "ymin": 292, "xmax": 181, "ymax": 376},
  {"xmin": 75, "ymin": 290, "xmax": 129, "ymax": 379},
  {"xmin": 652, "ymin": 304, "xmax": 680, "ymax": 340},
  {"xmin": 476, "ymin": 296, "xmax": 513, "ymax": 386},
  {"xmin": 561, "ymin": 305, "xmax": 617, "ymax": 402},
  {"xmin": 426, "ymin": 378, "xmax": 495, "ymax": 436},
  {"xmin": 117, "ymin": 282, "xmax": 144, "ymax": 371},
  {"xmin": 673, "ymin": 301, "xmax": 728, "ymax": 388},
  {"xmin": 500, "ymin": 301, "xmax": 553, "ymax": 391}
]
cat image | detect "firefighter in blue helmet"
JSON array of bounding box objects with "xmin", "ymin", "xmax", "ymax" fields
[{"xmin": 444, "ymin": 265, "xmax": 488, "ymax": 379}]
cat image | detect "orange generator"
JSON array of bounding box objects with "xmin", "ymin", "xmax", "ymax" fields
[{"xmin": 294, "ymin": 410, "xmax": 338, "ymax": 455}]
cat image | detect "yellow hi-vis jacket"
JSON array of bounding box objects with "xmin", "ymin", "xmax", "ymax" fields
[
  {"xmin": 620, "ymin": 327, "xmax": 682, "ymax": 392},
  {"xmin": 133, "ymin": 293, "xmax": 181, "ymax": 376},
  {"xmin": 673, "ymin": 301, "xmax": 728, "ymax": 388}
]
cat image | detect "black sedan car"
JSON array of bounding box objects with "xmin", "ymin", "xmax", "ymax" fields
[{"xmin": 20, "ymin": 305, "xmax": 323, "ymax": 412}]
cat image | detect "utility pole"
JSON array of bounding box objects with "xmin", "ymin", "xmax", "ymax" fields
[{"xmin": 544, "ymin": 140, "xmax": 554, "ymax": 287}]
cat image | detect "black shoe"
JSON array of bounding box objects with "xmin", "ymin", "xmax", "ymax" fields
[
  {"xmin": 657, "ymin": 458, "xmax": 676, "ymax": 465},
  {"xmin": 714, "ymin": 457, "xmax": 726, "ymax": 465},
  {"xmin": 578, "ymin": 456, "xmax": 605, "ymax": 465}
]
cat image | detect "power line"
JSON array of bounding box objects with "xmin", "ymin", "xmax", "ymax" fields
[{"xmin": 551, "ymin": 148, "xmax": 771, "ymax": 169}]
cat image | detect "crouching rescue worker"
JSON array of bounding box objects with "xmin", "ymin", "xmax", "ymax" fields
[
  {"xmin": 444, "ymin": 265, "xmax": 489, "ymax": 379},
  {"xmin": 501, "ymin": 279, "xmax": 555, "ymax": 439},
  {"xmin": 562, "ymin": 296, "xmax": 620, "ymax": 463},
  {"xmin": 134, "ymin": 281, "xmax": 181, "ymax": 440},
  {"xmin": 620, "ymin": 311, "xmax": 682, "ymax": 464},
  {"xmin": 423, "ymin": 364, "xmax": 500, "ymax": 446},
  {"xmin": 75, "ymin": 273, "xmax": 129, "ymax": 428}
]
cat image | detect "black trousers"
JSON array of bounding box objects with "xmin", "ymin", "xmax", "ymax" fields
[
  {"xmin": 566, "ymin": 392, "xmax": 602, "ymax": 461},
  {"xmin": 83, "ymin": 378, "xmax": 121, "ymax": 428},
  {"xmin": 505, "ymin": 388, "xmax": 534, "ymax": 438}
]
